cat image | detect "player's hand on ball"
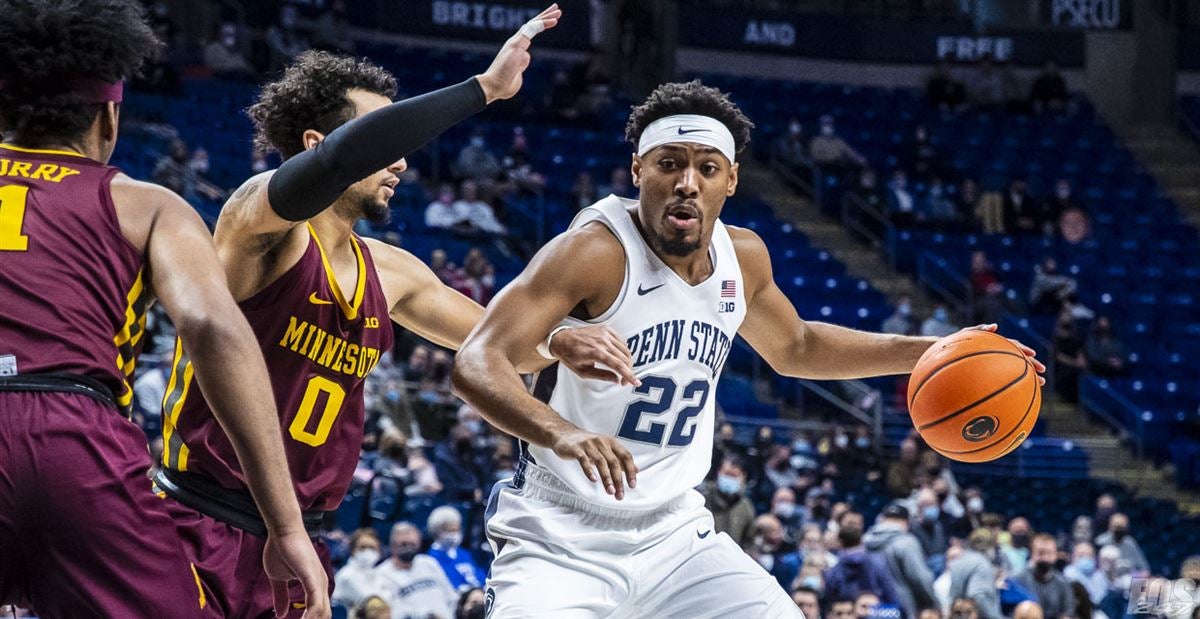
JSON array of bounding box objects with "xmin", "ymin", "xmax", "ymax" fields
[
  {"xmin": 551, "ymin": 325, "xmax": 642, "ymax": 387},
  {"xmin": 963, "ymin": 323, "xmax": 1047, "ymax": 386},
  {"xmin": 263, "ymin": 529, "xmax": 331, "ymax": 619},
  {"xmin": 476, "ymin": 4, "xmax": 561, "ymax": 103},
  {"xmin": 553, "ymin": 428, "xmax": 638, "ymax": 500}
]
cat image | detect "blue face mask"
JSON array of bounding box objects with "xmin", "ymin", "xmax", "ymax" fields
[
  {"xmin": 855, "ymin": 437, "xmax": 870, "ymax": 449},
  {"xmin": 717, "ymin": 474, "xmax": 743, "ymax": 496},
  {"xmin": 802, "ymin": 575, "xmax": 822, "ymax": 590},
  {"xmin": 934, "ymin": 309, "xmax": 949, "ymax": 322},
  {"xmin": 923, "ymin": 506, "xmax": 940, "ymax": 521},
  {"xmin": 1074, "ymin": 557, "xmax": 1096, "ymax": 575},
  {"xmin": 793, "ymin": 440, "xmax": 812, "ymax": 453}
]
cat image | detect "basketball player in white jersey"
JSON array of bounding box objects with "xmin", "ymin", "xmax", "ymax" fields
[{"xmin": 451, "ymin": 81, "xmax": 1044, "ymax": 617}]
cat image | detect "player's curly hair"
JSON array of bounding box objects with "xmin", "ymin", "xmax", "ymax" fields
[
  {"xmin": 249, "ymin": 51, "xmax": 397, "ymax": 160},
  {"xmin": 624, "ymin": 80, "xmax": 755, "ymax": 155},
  {"xmin": 0, "ymin": 0, "xmax": 158, "ymax": 145}
]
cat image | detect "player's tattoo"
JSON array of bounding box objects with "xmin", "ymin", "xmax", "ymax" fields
[{"xmin": 233, "ymin": 181, "xmax": 261, "ymax": 201}]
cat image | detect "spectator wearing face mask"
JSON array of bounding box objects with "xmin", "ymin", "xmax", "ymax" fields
[
  {"xmin": 883, "ymin": 296, "xmax": 919, "ymax": 336},
  {"xmin": 957, "ymin": 489, "xmax": 988, "ymax": 538},
  {"xmin": 375, "ymin": 522, "xmax": 458, "ymax": 619},
  {"xmin": 772, "ymin": 487, "xmax": 805, "ymax": 539},
  {"xmin": 749, "ymin": 514, "xmax": 802, "ymax": 590},
  {"xmin": 951, "ymin": 529, "xmax": 1002, "ymax": 619},
  {"xmin": 888, "ymin": 439, "xmax": 921, "ymax": 498},
  {"xmin": 455, "ymin": 587, "xmax": 486, "ymax": 619},
  {"xmin": 1093, "ymin": 514, "xmax": 1149, "ymax": 574},
  {"xmin": 924, "ymin": 177, "xmax": 962, "ymax": 230},
  {"xmin": 921, "ymin": 304, "xmax": 959, "ymax": 338},
  {"xmin": 701, "ymin": 456, "xmax": 756, "ymax": 548},
  {"xmin": 913, "ymin": 488, "xmax": 950, "ymax": 570},
  {"xmin": 1003, "ymin": 517, "xmax": 1034, "ymax": 577},
  {"xmin": 774, "ymin": 117, "xmax": 808, "ymax": 170},
  {"xmin": 906, "ymin": 125, "xmax": 939, "ymax": 183},
  {"xmin": 453, "ymin": 131, "xmax": 501, "ymax": 185},
  {"xmin": 203, "ymin": 22, "xmax": 254, "ymax": 79},
  {"xmin": 799, "ymin": 523, "xmax": 839, "ymax": 570},
  {"xmin": 1064, "ymin": 542, "xmax": 1107, "ymax": 605},
  {"xmin": 434, "ymin": 423, "xmax": 487, "ymax": 504},
  {"xmin": 824, "ymin": 515, "xmax": 899, "ymax": 606},
  {"xmin": 334, "ymin": 528, "xmax": 390, "ymax": 608},
  {"xmin": 1016, "ymin": 534, "xmax": 1077, "ymax": 619},
  {"xmin": 810, "ymin": 115, "xmax": 868, "ymax": 173},
  {"xmin": 425, "ymin": 507, "xmax": 485, "ymax": 592},
  {"xmin": 1093, "ymin": 495, "xmax": 1118, "ymax": 532},
  {"xmin": 865, "ymin": 502, "xmax": 938, "ymax": 619}
]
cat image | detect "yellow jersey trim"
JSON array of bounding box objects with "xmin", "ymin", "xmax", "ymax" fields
[
  {"xmin": 0, "ymin": 143, "xmax": 86, "ymax": 158},
  {"xmin": 307, "ymin": 223, "xmax": 366, "ymax": 321}
]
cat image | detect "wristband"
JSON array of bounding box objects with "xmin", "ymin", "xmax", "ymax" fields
[{"xmin": 537, "ymin": 326, "xmax": 574, "ymax": 360}]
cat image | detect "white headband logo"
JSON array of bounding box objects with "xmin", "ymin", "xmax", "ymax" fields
[{"xmin": 636, "ymin": 114, "xmax": 736, "ymax": 164}]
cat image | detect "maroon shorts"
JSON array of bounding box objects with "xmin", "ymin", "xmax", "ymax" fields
[
  {"xmin": 164, "ymin": 498, "xmax": 334, "ymax": 619},
  {"xmin": 0, "ymin": 391, "xmax": 212, "ymax": 618}
]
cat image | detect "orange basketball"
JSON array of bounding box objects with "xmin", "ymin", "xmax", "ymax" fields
[{"xmin": 907, "ymin": 329, "xmax": 1041, "ymax": 463}]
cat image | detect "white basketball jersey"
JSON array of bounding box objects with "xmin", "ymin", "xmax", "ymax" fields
[{"xmin": 524, "ymin": 195, "xmax": 747, "ymax": 511}]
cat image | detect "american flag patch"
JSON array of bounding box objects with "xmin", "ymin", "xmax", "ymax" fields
[{"xmin": 721, "ymin": 280, "xmax": 737, "ymax": 297}]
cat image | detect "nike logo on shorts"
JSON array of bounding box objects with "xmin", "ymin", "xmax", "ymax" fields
[
  {"xmin": 308, "ymin": 292, "xmax": 333, "ymax": 305},
  {"xmin": 697, "ymin": 529, "xmax": 712, "ymax": 539},
  {"xmin": 637, "ymin": 283, "xmax": 665, "ymax": 296}
]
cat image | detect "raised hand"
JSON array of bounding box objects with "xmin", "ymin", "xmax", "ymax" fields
[
  {"xmin": 550, "ymin": 325, "xmax": 642, "ymax": 387},
  {"xmin": 475, "ymin": 4, "xmax": 561, "ymax": 103},
  {"xmin": 263, "ymin": 529, "xmax": 331, "ymax": 619},
  {"xmin": 552, "ymin": 427, "xmax": 638, "ymax": 500}
]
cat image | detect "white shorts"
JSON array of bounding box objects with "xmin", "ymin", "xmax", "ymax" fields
[{"xmin": 483, "ymin": 465, "xmax": 802, "ymax": 619}]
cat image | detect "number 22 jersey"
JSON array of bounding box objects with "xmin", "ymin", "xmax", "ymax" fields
[{"xmin": 527, "ymin": 195, "xmax": 747, "ymax": 511}]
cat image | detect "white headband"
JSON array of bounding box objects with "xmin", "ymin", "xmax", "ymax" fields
[{"xmin": 636, "ymin": 114, "xmax": 736, "ymax": 164}]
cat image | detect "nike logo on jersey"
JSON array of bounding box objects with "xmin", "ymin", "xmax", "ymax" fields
[
  {"xmin": 308, "ymin": 292, "xmax": 333, "ymax": 306},
  {"xmin": 697, "ymin": 529, "xmax": 712, "ymax": 539},
  {"xmin": 637, "ymin": 283, "xmax": 665, "ymax": 296},
  {"xmin": 677, "ymin": 127, "xmax": 711, "ymax": 135}
]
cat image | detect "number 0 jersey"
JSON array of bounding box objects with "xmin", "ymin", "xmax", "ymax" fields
[
  {"xmin": 162, "ymin": 225, "xmax": 393, "ymax": 511},
  {"xmin": 0, "ymin": 145, "xmax": 147, "ymax": 413},
  {"xmin": 526, "ymin": 195, "xmax": 747, "ymax": 511}
]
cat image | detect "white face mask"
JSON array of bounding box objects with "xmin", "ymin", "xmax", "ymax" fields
[
  {"xmin": 351, "ymin": 548, "xmax": 380, "ymax": 567},
  {"xmin": 774, "ymin": 502, "xmax": 796, "ymax": 519},
  {"xmin": 437, "ymin": 532, "xmax": 463, "ymax": 549}
]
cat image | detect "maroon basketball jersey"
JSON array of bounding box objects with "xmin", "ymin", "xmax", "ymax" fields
[
  {"xmin": 163, "ymin": 225, "xmax": 393, "ymax": 511},
  {"xmin": 0, "ymin": 144, "xmax": 147, "ymax": 413}
]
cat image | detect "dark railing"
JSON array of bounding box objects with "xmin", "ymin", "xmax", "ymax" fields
[{"xmin": 916, "ymin": 250, "xmax": 972, "ymax": 310}]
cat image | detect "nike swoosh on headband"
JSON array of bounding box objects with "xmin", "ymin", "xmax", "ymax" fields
[{"xmin": 677, "ymin": 127, "xmax": 711, "ymax": 135}]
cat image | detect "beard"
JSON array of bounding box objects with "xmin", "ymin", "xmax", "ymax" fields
[
  {"xmin": 653, "ymin": 231, "xmax": 702, "ymax": 257},
  {"xmin": 360, "ymin": 196, "xmax": 391, "ymax": 225}
]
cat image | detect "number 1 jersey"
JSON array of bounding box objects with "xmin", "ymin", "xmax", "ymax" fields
[
  {"xmin": 162, "ymin": 225, "xmax": 393, "ymax": 512},
  {"xmin": 526, "ymin": 195, "xmax": 747, "ymax": 511}
]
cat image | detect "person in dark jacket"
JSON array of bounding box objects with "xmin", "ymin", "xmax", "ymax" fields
[
  {"xmin": 1016, "ymin": 535, "xmax": 1077, "ymax": 619},
  {"xmin": 865, "ymin": 503, "xmax": 938, "ymax": 619},
  {"xmin": 825, "ymin": 518, "xmax": 899, "ymax": 606}
]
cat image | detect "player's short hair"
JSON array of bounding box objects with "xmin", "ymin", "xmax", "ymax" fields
[
  {"xmin": 427, "ymin": 506, "xmax": 462, "ymax": 534},
  {"xmin": 625, "ymin": 80, "xmax": 754, "ymax": 156},
  {"xmin": 792, "ymin": 585, "xmax": 821, "ymax": 598},
  {"xmin": 0, "ymin": 0, "xmax": 158, "ymax": 145},
  {"xmin": 248, "ymin": 50, "xmax": 397, "ymax": 160}
]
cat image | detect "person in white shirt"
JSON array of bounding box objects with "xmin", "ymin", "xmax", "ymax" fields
[
  {"xmin": 333, "ymin": 528, "xmax": 390, "ymax": 609},
  {"xmin": 452, "ymin": 180, "xmax": 506, "ymax": 234},
  {"xmin": 425, "ymin": 184, "xmax": 465, "ymax": 230},
  {"xmin": 374, "ymin": 522, "xmax": 457, "ymax": 619},
  {"xmin": 1063, "ymin": 542, "xmax": 1108, "ymax": 605}
]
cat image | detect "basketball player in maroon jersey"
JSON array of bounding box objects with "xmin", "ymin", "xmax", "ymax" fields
[
  {"xmin": 152, "ymin": 6, "xmax": 637, "ymax": 616},
  {"xmin": 0, "ymin": 1, "xmax": 329, "ymax": 617}
]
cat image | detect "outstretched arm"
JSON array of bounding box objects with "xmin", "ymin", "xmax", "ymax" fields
[
  {"xmin": 365, "ymin": 238, "xmax": 636, "ymax": 381},
  {"xmin": 732, "ymin": 227, "xmax": 1044, "ymax": 380},
  {"xmin": 450, "ymin": 225, "xmax": 639, "ymax": 499},
  {"xmin": 218, "ymin": 5, "xmax": 562, "ymax": 242}
]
